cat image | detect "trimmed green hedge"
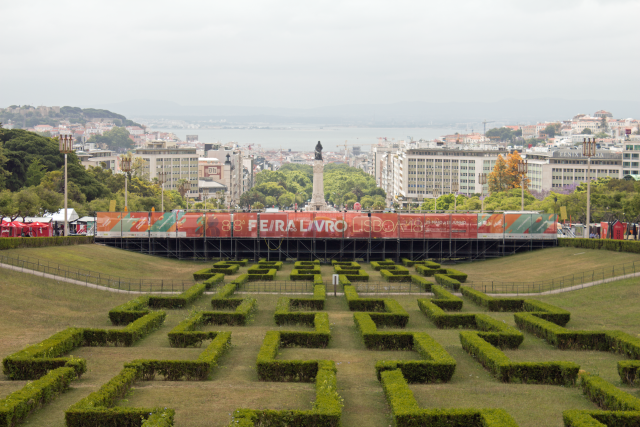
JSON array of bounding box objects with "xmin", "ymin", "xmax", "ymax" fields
[
  {"xmin": 431, "ymin": 284, "xmax": 463, "ymax": 311},
  {"xmin": 381, "ymin": 369, "xmax": 519, "ymax": 427},
  {"xmin": 445, "ymin": 268, "xmax": 468, "ymax": 282},
  {"xmin": 205, "ymin": 282, "xmax": 258, "ymax": 327},
  {"xmin": 215, "ymin": 259, "xmax": 248, "ymax": 266},
  {"xmin": 2, "ymin": 328, "xmax": 87, "ymax": 380},
  {"xmin": 618, "ymin": 360, "xmax": 640, "ymax": 384},
  {"xmin": 274, "ymin": 285, "xmax": 326, "ymax": 325},
  {"xmin": 231, "ymin": 360, "xmax": 341, "ymax": 427},
  {"xmin": 434, "ymin": 274, "xmax": 462, "ymax": 291},
  {"xmin": 411, "ymin": 275, "xmax": 432, "ymax": 291},
  {"xmin": 341, "ymin": 269, "xmax": 369, "ymax": 282},
  {"xmin": 193, "ymin": 267, "xmax": 217, "ymax": 281},
  {"xmin": 246, "ymin": 267, "xmax": 277, "ymax": 281},
  {"xmin": 129, "ymin": 332, "xmax": 231, "ymax": 380},
  {"xmin": 559, "ymin": 238, "xmax": 640, "ymax": 254},
  {"xmin": 64, "ymin": 364, "xmax": 176, "ymax": 427},
  {"xmin": 563, "ymin": 410, "xmax": 640, "ymax": 427},
  {"xmin": 333, "ymin": 265, "xmax": 361, "ymax": 274},
  {"xmin": 523, "ymin": 300, "xmax": 571, "ymax": 326},
  {"xmin": 401, "ymin": 258, "xmax": 441, "ymax": 268},
  {"xmin": 290, "ymin": 268, "xmax": 322, "ymax": 280},
  {"xmin": 210, "ymin": 265, "xmax": 240, "ymax": 275},
  {"xmin": 370, "ymin": 261, "xmax": 400, "ymax": 271},
  {"xmin": 461, "ymin": 287, "xmax": 524, "ymax": 312},
  {"xmin": 344, "ymin": 286, "xmax": 409, "ymax": 327},
  {"xmin": 83, "ymin": 311, "xmax": 166, "ymax": 347},
  {"xmin": 149, "ymin": 275, "xmax": 223, "ymax": 309},
  {"xmin": 256, "ymin": 314, "xmax": 332, "ymax": 382},
  {"xmin": 256, "ymin": 261, "xmax": 283, "ymax": 270},
  {"xmin": 294, "ymin": 260, "xmax": 320, "ymax": 268},
  {"xmin": 108, "ymin": 296, "xmax": 150, "ymax": 325},
  {"xmin": 415, "ymin": 265, "xmax": 447, "ymax": 276},
  {"xmin": 0, "ymin": 366, "xmax": 77, "ymax": 427},
  {"xmin": 579, "ymin": 373, "xmax": 640, "ymax": 411},
  {"xmin": 460, "ymin": 330, "xmax": 579, "ymax": 384},
  {"xmin": 380, "ymin": 270, "xmax": 412, "ymax": 282},
  {"xmin": 0, "ymin": 236, "xmax": 94, "ymax": 250}
]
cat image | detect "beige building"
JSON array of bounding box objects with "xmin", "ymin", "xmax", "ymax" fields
[
  {"xmin": 132, "ymin": 141, "xmax": 199, "ymax": 198},
  {"xmin": 526, "ymin": 149, "xmax": 622, "ymax": 192}
]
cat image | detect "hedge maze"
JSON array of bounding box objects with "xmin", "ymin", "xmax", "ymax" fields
[{"xmin": 3, "ymin": 257, "xmax": 640, "ymax": 426}]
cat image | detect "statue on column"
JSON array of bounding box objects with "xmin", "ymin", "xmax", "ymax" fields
[{"xmin": 315, "ymin": 141, "xmax": 323, "ymax": 161}]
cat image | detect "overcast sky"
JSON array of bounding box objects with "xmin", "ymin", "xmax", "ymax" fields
[{"xmin": 1, "ymin": 0, "xmax": 639, "ymax": 109}]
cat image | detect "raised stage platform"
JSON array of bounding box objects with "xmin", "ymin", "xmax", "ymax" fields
[{"xmin": 96, "ymin": 237, "xmax": 557, "ymax": 262}]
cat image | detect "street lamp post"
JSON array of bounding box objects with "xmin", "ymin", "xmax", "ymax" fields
[
  {"xmin": 157, "ymin": 172, "xmax": 168, "ymax": 211},
  {"xmin": 517, "ymin": 159, "xmax": 528, "ymax": 211},
  {"xmin": 479, "ymin": 173, "xmax": 487, "ymax": 213},
  {"xmin": 120, "ymin": 156, "xmax": 132, "ymax": 212},
  {"xmin": 583, "ymin": 137, "xmax": 596, "ymax": 238},
  {"xmin": 432, "ymin": 187, "xmax": 440, "ymax": 213},
  {"xmin": 58, "ymin": 135, "xmax": 73, "ymax": 236},
  {"xmin": 451, "ymin": 181, "xmax": 459, "ymax": 212}
]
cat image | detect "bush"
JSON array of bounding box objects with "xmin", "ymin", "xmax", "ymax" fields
[
  {"xmin": 562, "ymin": 410, "xmax": 640, "ymax": 427},
  {"xmin": 193, "ymin": 267, "xmax": 216, "ymax": 281},
  {"xmin": 215, "ymin": 259, "xmax": 248, "ymax": 266},
  {"xmin": 333, "ymin": 265, "xmax": 361, "ymax": 274},
  {"xmin": 83, "ymin": 311, "xmax": 166, "ymax": 347},
  {"xmin": 418, "ymin": 298, "xmax": 476, "ymax": 329},
  {"xmin": 290, "ymin": 269, "xmax": 321, "ymax": 280},
  {"xmin": 445, "ymin": 268, "xmax": 468, "ymax": 282},
  {"xmin": 415, "ymin": 265, "xmax": 446, "ymax": 276},
  {"xmin": 246, "ymin": 268, "xmax": 277, "ymax": 281},
  {"xmin": 294, "ymin": 260, "xmax": 320, "ymax": 269},
  {"xmin": 342, "ymin": 270, "xmax": 369, "ymax": 282},
  {"xmin": 149, "ymin": 282, "xmax": 210, "ymax": 309},
  {"xmin": 370, "ymin": 261, "xmax": 399, "ymax": 271},
  {"xmin": 0, "ymin": 236, "xmax": 94, "ymax": 250},
  {"xmin": 206, "ymin": 283, "xmax": 257, "ymax": 327},
  {"xmin": 522, "ymin": 300, "xmax": 571, "ymax": 326},
  {"xmin": 410, "ymin": 275, "xmax": 432, "ymax": 291},
  {"xmin": 0, "ymin": 367, "xmax": 77, "ymax": 427},
  {"xmin": 129, "ymin": 332, "xmax": 231, "ymax": 380},
  {"xmin": 579, "ymin": 373, "xmax": 640, "ymax": 411},
  {"xmin": 108, "ymin": 296, "xmax": 150, "ymax": 325},
  {"xmin": 618, "ymin": 360, "xmax": 640, "ymax": 385},
  {"xmin": 344, "ymin": 286, "xmax": 408, "ymax": 327},
  {"xmin": 434, "ymin": 274, "xmax": 461, "ymax": 291},
  {"xmin": 431, "ymin": 285, "xmax": 463, "ymax": 311},
  {"xmin": 210, "ymin": 265, "xmax": 239, "ymax": 275},
  {"xmin": 380, "ymin": 270, "xmax": 411, "ymax": 282},
  {"xmin": 461, "ymin": 288, "xmax": 524, "ymax": 312},
  {"xmin": 2, "ymin": 328, "xmax": 87, "ymax": 380},
  {"xmin": 257, "ymin": 261, "xmax": 283, "ymax": 270},
  {"xmin": 231, "ymin": 361, "xmax": 341, "ymax": 427},
  {"xmin": 460, "ymin": 331, "xmax": 578, "ymax": 385},
  {"xmin": 559, "ymin": 238, "xmax": 640, "ymax": 254},
  {"xmin": 401, "ymin": 258, "xmax": 441, "ymax": 268},
  {"xmin": 380, "ymin": 369, "xmax": 519, "ymax": 427}
]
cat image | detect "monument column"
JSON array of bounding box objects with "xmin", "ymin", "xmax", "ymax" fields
[{"xmin": 307, "ymin": 141, "xmax": 327, "ymax": 211}]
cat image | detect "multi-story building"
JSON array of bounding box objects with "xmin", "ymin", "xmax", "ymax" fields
[
  {"xmin": 202, "ymin": 144, "xmax": 250, "ymax": 208},
  {"xmin": 383, "ymin": 147, "xmax": 507, "ymax": 208},
  {"xmin": 525, "ymin": 149, "xmax": 622, "ymax": 192},
  {"xmin": 132, "ymin": 141, "xmax": 199, "ymax": 199},
  {"xmin": 622, "ymin": 142, "xmax": 640, "ymax": 178}
]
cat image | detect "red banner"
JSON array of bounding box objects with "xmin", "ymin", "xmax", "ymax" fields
[
  {"xmin": 313, "ymin": 212, "xmax": 345, "ymax": 238},
  {"xmin": 424, "ymin": 214, "xmax": 451, "ymax": 238},
  {"xmin": 344, "ymin": 213, "xmax": 370, "ymax": 238},
  {"xmin": 205, "ymin": 213, "xmax": 232, "ymax": 238},
  {"xmin": 370, "ymin": 213, "xmax": 398, "ymax": 238},
  {"xmin": 233, "ymin": 213, "xmax": 258, "ymax": 238},
  {"xmin": 259, "ymin": 213, "xmax": 289, "ymax": 238},
  {"xmin": 451, "ymin": 214, "xmax": 477, "ymax": 239},
  {"xmin": 177, "ymin": 212, "xmax": 205, "ymax": 237},
  {"xmin": 398, "ymin": 214, "xmax": 424, "ymax": 239},
  {"xmin": 287, "ymin": 212, "xmax": 315, "ymax": 238}
]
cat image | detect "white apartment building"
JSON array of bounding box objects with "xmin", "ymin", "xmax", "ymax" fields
[
  {"xmin": 525, "ymin": 149, "xmax": 622, "ymax": 192},
  {"xmin": 133, "ymin": 141, "xmax": 199, "ymax": 199},
  {"xmin": 381, "ymin": 147, "xmax": 507, "ymax": 208},
  {"xmin": 203, "ymin": 144, "xmax": 252, "ymax": 207},
  {"xmin": 623, "ymin": 142, "xmax": 640, "ymax": 177}
]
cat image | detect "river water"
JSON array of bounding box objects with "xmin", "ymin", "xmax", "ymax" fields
[{"xmin": 149, "ymin": 126, "xmax": 463, "ymax": 151}]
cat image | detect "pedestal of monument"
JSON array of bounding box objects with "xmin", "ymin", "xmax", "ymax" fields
[{"xmin": 306, "ymin": 160, "xmax": 327, "ymax": 211}]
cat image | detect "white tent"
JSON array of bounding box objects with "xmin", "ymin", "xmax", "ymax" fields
[{"xmin": 44, "ymin": 209, "xmax": 80, "ymax": 222}]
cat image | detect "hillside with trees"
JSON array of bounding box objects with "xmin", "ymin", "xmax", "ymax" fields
[{"xmin": 0, "ymin": 105, "xmax": 142, "ymax": 129}]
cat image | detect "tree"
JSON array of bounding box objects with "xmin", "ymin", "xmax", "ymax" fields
[
  {"xmin": 86, "ymin": 127, "xmax": 133, "ymax": 152},
  {"xmin": 25, "ymin": 159, "xmax": 47, "ymax": 187},
  {"xmin": 265, "ymin": 196, "xmax": 276, "ymax": 207},
  {"xmin": 543, "ymin": 124, "xmax": 561, "ymax": 138},
  {"xmin": 488, "ymin": 155, "xmax": 509, "ymax": 193},
  {"xmin": 252, "ymin": 202, "xmax": 265, "ymax": 210},
  {"xmin": 278, "ymin": 192, "xmax": 295, "ymax": 208},
  {"xmin": 581, "ymin": 128, "xmax": 592, "ymax": 135},
  {"xmin": 505, "ymin": 151, "xmax": 530, "ymax": 190}
]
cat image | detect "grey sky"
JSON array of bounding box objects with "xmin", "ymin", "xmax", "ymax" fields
[{"xmin": 2, "ymin": 0, "xmax": 639, "ymax": 109}]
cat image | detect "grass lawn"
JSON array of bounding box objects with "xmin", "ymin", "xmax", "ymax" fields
[
  {"xmin": 453, "ymin": 247, "xmax": 640, "ymax": 284},
  {"xmin": 2, "ymin": 244, "xmax": 207, "ymax": 282},
  {"xmin": 2, "ymin": 253, "xmax": 640, "ymax": 426}
]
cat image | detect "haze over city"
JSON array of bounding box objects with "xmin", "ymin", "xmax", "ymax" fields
[{"xmin": 2, "ymin": 0, "xmax": 639, "ymax": 121}]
